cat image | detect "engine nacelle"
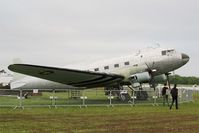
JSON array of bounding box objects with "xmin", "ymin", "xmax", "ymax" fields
[
  {"xmin": 129, "ymin": 72, "xmax": 167, "ymax": 88},
  {"xmin": 129, "ymin": 72, "xmax": 151, "ymax": 83}
]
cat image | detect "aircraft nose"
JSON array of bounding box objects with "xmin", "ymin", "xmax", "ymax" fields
[{"xmin": 181, "ymin": 53, "xmax": 190, "ymax": 63}]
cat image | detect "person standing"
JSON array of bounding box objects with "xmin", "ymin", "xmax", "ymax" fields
[
  {"xmin": 170, "ymin": 84, "xmax": 178, "ymax": 110},
  {"xmin": 162, "ymin": 83, "xmax": 169, "ymax": 106}
]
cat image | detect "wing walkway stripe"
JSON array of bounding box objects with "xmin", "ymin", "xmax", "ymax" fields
[
  {"xmin": 73, "ymin": 77, "xmax": 122, "ymax": 87},
  {"xmin": 68, "ymin": 75, "xmax": 106, "ymax": 85}
]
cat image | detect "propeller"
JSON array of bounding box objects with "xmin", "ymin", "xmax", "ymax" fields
[
  {"xmin": 145, "ymin": 62, "xmax": 156, "ymax": 74},
  {"xmin": 145, "ymin": 62, "xmax": 157, "ymax": 90}
]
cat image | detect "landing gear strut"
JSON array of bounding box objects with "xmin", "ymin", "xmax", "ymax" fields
[
  {"xmin": 104, "ymin": 86, "xmax": 131, "ymax": 102},
  {"xmin": 127, "ymin": 85, "xmax": 149, "ymax": 101}
]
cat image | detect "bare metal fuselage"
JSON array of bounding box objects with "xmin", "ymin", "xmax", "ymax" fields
[{"xmin": 10, "ymin": 47, "xmax": 189, "ymax": 89}]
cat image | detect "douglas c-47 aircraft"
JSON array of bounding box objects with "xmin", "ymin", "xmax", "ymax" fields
[{"xmin": 8, "ymin": 47, "xmax": 189, "ymax": 95}]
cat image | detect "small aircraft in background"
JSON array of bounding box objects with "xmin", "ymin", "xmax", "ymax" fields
[
  {"xmin": 0, "ymin": 69, "xmax": 13, "ymax": 89},
  {"xmin": 8, "ymin": 47, "xmax": 189, "ymax": 98}
]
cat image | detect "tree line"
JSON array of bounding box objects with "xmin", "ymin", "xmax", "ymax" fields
[{"xmin": 166, "ymin": 75, "xmax": 199, "ymax": 85}]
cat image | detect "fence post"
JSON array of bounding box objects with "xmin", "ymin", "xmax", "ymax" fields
[
  {"xmin": 153, "ymin": 90, "xmax": 158, "ymax": 106},
  {"xmin": 108, "ymin": 90, "xmax": 114, "ymax": 107},
  {"xmin": 110, "ymin": 90, "xmax": 111, "ymax": 106},
  {"xmin": 82, "ymin": 90, "xmax": 85, "ymax": 106},
  {"xmin": 80, "ymin": 90, "xmax": 87, "ymax": 108},
  {"xmin": 19, "ymin": 89, "xmax": 23, "ymax": 108},
  {"xmin": 132, "ymin": 90, "xmax": 136, "ymax": 106},
  {"xmin": 52, "ymin": 89, "xmax": 56, "ymax": 108}
]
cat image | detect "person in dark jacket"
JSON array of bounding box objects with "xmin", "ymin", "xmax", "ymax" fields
[
  {"xmin": 162, "ymin": 83, "xmax": 169, "ymax": 106},
  {"xmin": 170, "ymin": 84, "xmax": 178, "ymax": 110}
]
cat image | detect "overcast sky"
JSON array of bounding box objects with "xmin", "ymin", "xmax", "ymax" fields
[{"xmin": 0, "ymin": 0, "xmax": 198, "ymax": 76}]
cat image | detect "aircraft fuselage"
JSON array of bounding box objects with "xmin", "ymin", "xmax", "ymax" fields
[{"xmin": 9, "ymin": 47, "xmax": 189, "ymax": 89}]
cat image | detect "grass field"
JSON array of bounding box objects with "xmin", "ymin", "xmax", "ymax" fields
[{"xmin": 0, "ymin": 93, "xmax": 199, "ymax": 133}]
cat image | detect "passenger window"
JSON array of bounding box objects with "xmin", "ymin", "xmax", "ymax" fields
[
  {"xmin": 162, "ymin": 51, "xmax": 166, "ymax": 55},
  {"xmin": 124, "ymin": 61, "xmax": 130, "ymax": 66},
  {"xmin": 114, "ymin": 64, "xmax": 119, "ymax": 68},
  {"xmin": 104, "ymin": 66, "xmax": 109, "ymax": 70},
  {"xmin": 94, "ymin": 68, "xmax": 99, "ymax": 71}
]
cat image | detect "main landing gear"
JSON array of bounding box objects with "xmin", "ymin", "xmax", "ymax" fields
[
  {"xmin": 104, "ymin": 86, "xmax": 131, "ymax": 102},
  {"xmin": 104, "ymin": 85, "xmax": 149, "ymax": 102}
]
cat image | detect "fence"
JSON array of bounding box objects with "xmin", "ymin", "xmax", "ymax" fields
[{"xmin": 0, "ymin": 87, "xmax": 194, "ymax": 108}]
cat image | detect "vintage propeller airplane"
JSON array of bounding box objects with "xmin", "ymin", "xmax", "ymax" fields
[{"xmin": 8, "ymin": 47, "xmax": 189, "ymax": 98}]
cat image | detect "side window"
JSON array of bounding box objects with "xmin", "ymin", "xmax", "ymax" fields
[
  {"xmin": 94, "ymin": 68, "xmax": 99, "ymax": 72},
  {"xmin": 162, "ymin": 51, "xmax": 166, "ymax": 55},
  {"xmin": 114, "ymin": 64, "xmax": 119, "ymax": 68},
  {"xmin": 104, "ymin": 66, "xmax": 109, "ymax": 70},
  {"xmin": 167, "ymin": 50, "xmax": 175, "ymax": 56},
  {"xmin": 124, "ymin": 61, "xmax": 130, "ymax": 66}
]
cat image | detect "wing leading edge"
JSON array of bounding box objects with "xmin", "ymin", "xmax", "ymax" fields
[{"xmin": 8, "ymin": 64, "xmax": 124, "ymax": 88}]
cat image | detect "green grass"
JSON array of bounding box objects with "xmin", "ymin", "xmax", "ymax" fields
[{"xmin": 0, "ymin": 93, "xmax": 199, "ymax": 133}]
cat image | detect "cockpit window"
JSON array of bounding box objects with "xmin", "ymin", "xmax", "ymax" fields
[{"xmin": 162, "ymin": 49, "xmax": 175, "ymax": 56}]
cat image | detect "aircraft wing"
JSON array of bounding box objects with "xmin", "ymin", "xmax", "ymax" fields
[{"xmin": 8, "ymin": 64, "xmax": 124, "ymax": 88}]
